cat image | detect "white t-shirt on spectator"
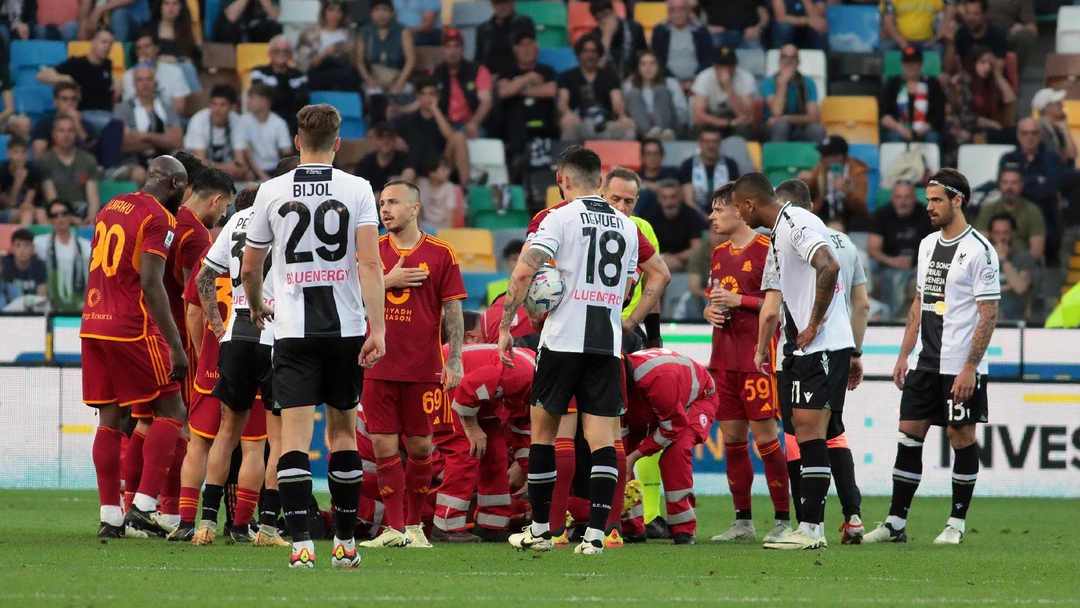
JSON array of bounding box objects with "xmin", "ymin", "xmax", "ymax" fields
[
  {"xmin": 121, "ymin": 62, "xmax": 191, "ymax": 103},
  {"xmin": 183, "ymin": 109, "xmax": 248, "ymax": 161},
  {"xmin": 241, "ymin": 111, "xmax": 292, "ymax": 172},
  {"xmin": 691, "ymin": 66, "xmax": 757, "ymax": 115}
]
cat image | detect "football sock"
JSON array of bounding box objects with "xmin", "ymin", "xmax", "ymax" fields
[
  {"xmin": 93, "ymin": 426, "xmax": 124, "ymax": 519},
  {"xmin": 724, "ymin": 441, "xmax": 753, "ymax": 518},
  {"xmin": 887, "ymin": 431, "xmax": 924, "ymax": 529},
  {"xmin": 798, "ymin": 439, "xmax": 830, "ymax": 526},
  {"xmin": 121, "ymin": 429, "xmax": 146, "ymax": 511},
  {"xmin": 950, "ymin": 443, "xmax": 979, "ymax": 521},
  {"xmin": 259, "ymin": 488, "xmax": 282, "ymax": 528},
  {"xmin": 787, "ymin": 459, "xmax": 803, "ymax": 523},
  {"xmin": 234, "ymin": 487, "xmax": 260, "ymax": 530},
  {"xmin": 375, "ymin": 454, "xmax": 405, "ymax": 532},
  {"xmin": 634, "ymin": 453, "xmax": 663, "ymax": 523},
  {"xmin": 328, "ymin": 450, "xmax": 364, "ymax": 541},
  {"xmin": 758, "ymin": 438, "xmax": 790, "ymax": 520},
  {"xmin": 277, "ymin": 450, "xmax": 313, "ymax": 542},
  {"xmin": 405, "ymin": 454, "xmax": 433, "ymax": 526},
  {"xmin": 527, "ymin": 443, "xmax": 557, "ymax": 535},
  {"xmin": 588, "ymin": 446, "xmax": 618, "ymax": 534},
  {"xmin": 828, "ymin": 445, "xmax": 863, "ymax": 519},
  {"xmin": 224, "ymin": 446, "xmax": 241, "ymax": 529},
  {"xmin": 160, "ymin": 435, "xmax": 188, "ymax": 517},
  {"xmin": 549, "ymin": 437, "xmax": 575, "ymax": 534},
  {"xmin": 135, "ymin": 417, "xmax": 183, "ymax": 509},
  {"xmin": 179, "ymin": 486, "xmax": 200, "ymax": 524},
  {"xmin": 200, "ymin": 484, "xmax": 224, "ymax": 524},
  {"xmin": 604, "ymin": 440, "xmax": 627, "ymax": 532}
]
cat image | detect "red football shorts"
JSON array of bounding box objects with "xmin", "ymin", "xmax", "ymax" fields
[
  {"xmin": 82, "ymin": 335, "xmax": 181, "ymax": 416},
  {"xmin": 361, "ymin": 379, "xmax": 438, "ymax": 436},
  {"xmin": 712, "ymin": 369, "xmax": 778, "ymax": 421},
  {"xmin": 189, "ymin": 389, "xmax": 268, "ymax": 441},
  {"xmin": 181, "ymin": 344, "xmax": 198, "ymax": 408}
]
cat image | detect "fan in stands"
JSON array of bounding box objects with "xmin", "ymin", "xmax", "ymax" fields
[{"xmin": 524, "ymin": 265, "xmax": 565, "ymax": 314}]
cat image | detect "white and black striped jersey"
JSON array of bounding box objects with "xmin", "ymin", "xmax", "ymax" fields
[
  {"xmin": 204, "ymin": 207, "xmax": 275, "ymax": 345},
  {"xmin": 529, "ymin": 195, "xmax": 639, "ymax": 356},
  {"xmin": 910, "ymin": 226, "xmax": 1000, "ymax": 375},
  {"xmin": 769, "ymin": 202, "xmax": 854, "ymax": 356},
  {"xmin": 245, "ymin": 163, "xmax": 379, "ymax": 340}
]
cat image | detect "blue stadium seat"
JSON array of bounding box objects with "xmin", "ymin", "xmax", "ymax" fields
[
  {"xmin": 13, "ymin": 84, "xmax": 54, "ymax": 126},
  {"xmin": 77, "ymin": 225, "xmax": 95, "ymax": 241},
  {"xmin": 461, "ymin": 271, "xmax": 504, "ymax": 308},
  {"xmin": 310, "ymin": 91, "xmax": 365, "ymax": 138},
  {"xmin": 10, "ymin": 40, "xmax": 68, "ymax": 87},
  {"xmin": 846, "ymin": 143, "xmax": 880, "ymax": 209},
  {"xmin": 204, "ymin": 0, "xmax": 222, "ymax": 41},
  {"xmin": 0, "ymin": 135, "xmax": 9, "ymax": 163},
  {"xmin": 538, "ymin": 47, "xmax": 578, "ymax": 74},
  {"xmin": 826, "ymin": 5, "xmax": 880, "ymax": 52}
]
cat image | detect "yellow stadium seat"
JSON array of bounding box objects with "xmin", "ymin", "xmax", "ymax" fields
[
  {"xmin": 821, "ymin": 95, "xmax": 880, "ymax": 144},
  {"xmin": 546, "ymin": 185, "xmax": 562, "ymax": 208},
  {"xmin": 633, "ymin": 2, "xmax": 667, "ymax": 42},
  {"xmin": 236, "ymin": 43, "xmax": 270, "ymax": 90},
  {"xmin": 435, "ymin": 228, "xmax": 497, "ymax": 272},
  {"xmin": 68, "ymin": 41, "xmax": 126, "ymax": 83},
  {"xmin": 187, "ymin": 0, "xmax": 203, "ymax": 44},
  {"xmin": 746, "ymin": 140, "xmax": 762, "ymax": 171}
]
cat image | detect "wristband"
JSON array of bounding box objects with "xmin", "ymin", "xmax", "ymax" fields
[{"xmin": 851, "ymin": 350, "xmax": 862, "ymax": 358}]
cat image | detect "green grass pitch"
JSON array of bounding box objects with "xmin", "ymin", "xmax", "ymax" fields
[{"xmin": 0, "ymin": 491, "xmax": 1076, "ymax": 606}]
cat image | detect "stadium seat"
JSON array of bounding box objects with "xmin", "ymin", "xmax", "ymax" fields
[
  {"xmin": 826, "ymin": 5, "xmax": 880, "ymax": 52},
  {"xmin": 661, "ymin": 140, "xmax": 698, "ymax": 168},
  {"xmin": 546, "ymin": 185, "xmax": 562, "ymax": 208},
  {"xmin": 633, "ymin": 2, "xmax": 667, "ymax": 42},
  {"xmin": 1046, "ymin": 53, "xmax": 1080, "ymax": 100},
  {"xmin": 10, "ymin": 40, "xmax": 68, "ymax": 87},
  {"xmin": 746, "ymin": 140, "xmax": 762, "ymax": 171},
  {"xmin": 516, "ymin": 1, "xmax": 569, "ymax": 48},
  {"xmin": 879, "ymin": 142, "xmax": 941, "ymax": 180},
  {"xmin": 27, "ymin": 224, "xmax": 53, "ymax": 237},
  {"xmin": 538, "ymin": 47, "xmax": 578, "ymax": 74},
  {"xmin": 585, "ymin": 140, "xmax": 642, "ymax": 173},
  {"xmin": 451, "ymin": 2, "xmax": 492, "ymax": 59},
  {"xmin": 67, "ymin": 41, "xmax": 127, "ymax": 83},
  {"xmin": 765, "ymin": 49, "xmax": 827, "ymax": 100},
  {"xmin": 0, "ymin": 135, "xmax": 8, "ymax": 163},
  {"xmin": 957, "ymin": 144, "xmax": 1015, "ymax": 190},
  {"xmin": 468, "ymin": 185, "xmax": 527, "ymax": 214},
  {"xmin": 467, "ymin": 138, "xmax": 507, "ymax": 167},
  {"xmin": 567, "ymin": 1, "xmax": 625, "ymax": 45},
  {"xmin": 1056, "ymin": 7, "xmax": 1080, "ymax": 53},
  {"xmin": 472, "ymin": 210, "xmax": 530, "ymax": 231},
  {"xmin": 280, "ymin": 0, "xmax": 320, "ymax": 23},
  {"xmin": 435, "ymin": 228, "xmax": 498, "ymax": 272},
  {"xmin": 13, "ymin": 84, "xmax": 54, "ymax": 125},
  {"xmin": 204, "ymin": 0, "xmax": 222, "ymax": 42},
  {"xmin": 0, "ymin": 224, "xmax": 18, "ymax": 254},
  {"xmin": 36, "ymin": 0, "xmax": 79, "ymax": 27},
  {"xmin": 187, "ymin": 0, "xmax": 203, "ymax": 44},
  {"xmin": 735, "ymin": 48, "xmax": 767, "ymax": 82},
  {"xmin": 99, "ymin": 180, "xmax": 139, "ymax": 203},
  {"xmin": 821, "ymin": 96, "xmax": 880, "ymax": 144},
  {"xmin": 236, "ymin": 43, "xmax": 270, "ymax": 90},
  {"xmin": 847, "ymin": 143, "xmax": 880, "ymax": 207},
  {"xmin": 762, "ymin": 142, "xmax": 819, "ymax": 186},
  {"xmin": 310, "ymin": 91, "xmax": 365, "ymax": 138},
  {"xmin": 883, "ymin": 50, "xmax": 942, "ymax": 80},
  {"xmin": 828, "ymin": 79, "xmax": 880, "ymax": 97},
  {"xmin": 828, "ymin": 52, "xmax": 883, "ymax": 83}
]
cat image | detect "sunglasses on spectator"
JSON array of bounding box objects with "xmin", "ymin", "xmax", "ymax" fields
[{"xmin": 49, "ymin": 209, "xmax": 70, "ymax": 219}]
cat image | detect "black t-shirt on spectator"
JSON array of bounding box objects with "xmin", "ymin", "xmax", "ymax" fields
[
  {"xmin": 640, "ymin": 205, "xmax": 709, "ymax": 256},
  {"xmin": 393, "ymin": 112, "xmax": 447, "ymax": 171},
  {"xmin": 954, "ymin": 24, "xmax": 1011, "ymax": 61},
  {"xmin": 1, "ymin": 254, "xmax": 48, "ymax": 295},
  {"xmin": 701, "ymin": 0, "xmax": 766, "ymax": 30},
  {"xmin": 56, "ymin": 57, "xmax": 114, "ymax": 112},
  {"xmin": 557, "ymin": 67, "xmax": 621, "ymax": 117},
  {"xmin": 355, "ymin": 151, "xmax": 412, "ymax": 193},
  {"xmin": 500, "ymin": 63, "xmax": 558, "ymax": 139},
  {"xmin": 870, "ymin": 204, "xmax": 934, "ymax": 259},
  {"xmin": 0, "ymin": 162, "xmax": 43, "ymax": 208}
]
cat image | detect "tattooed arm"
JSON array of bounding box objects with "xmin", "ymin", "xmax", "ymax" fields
[
  {"xmin": 795, "ymin": 245, "xmax": 840, "ymax": 350},
  {"xmin": 195, "ymin": 263, "xmax": 226, "ymax": 339},
  {"xmin": 441, "ymin": 299, "xmax": 464, "ymax": 390},
  {"xmin": 893, "ymin": 294, "xmax": 922, "ymax": 391},
  {"xmin": 952, "ymin": 300, "xmax": 998, "ymax": 403},
  {"xmin": 498, "ymin": 246, "xmax": 552, "ymax": 365},
  {"xmin": 623, "ymin": 253, "xmax": 671, "ymax": 334}
]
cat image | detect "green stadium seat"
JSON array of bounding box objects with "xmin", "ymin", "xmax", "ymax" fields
[
  {"xmin": 882, "ymin": 50, "xmax": 942, "ymax": 80},
  {"xmin": 515, "ymin": 1, "xmax": 569, "ymax": 48},
  {"xmin": 762, "ymin": 142, "xmax": 819, "ymax": 186},
  {"xmin": 27, "ymin": 224, "xmax": 54, "ymax": 237},
  {"xmin": 99, "ymin": 180, "xmax": 139, "ymax": 203},
  {"xmin": 472, "ymin": 211, "xmax": 530, "ymax": 231}
]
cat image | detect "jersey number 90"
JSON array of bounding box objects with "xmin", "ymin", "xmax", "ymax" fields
[{"xmin": 279, "ymin": 200, "xmax": 350, "ymax": 264}]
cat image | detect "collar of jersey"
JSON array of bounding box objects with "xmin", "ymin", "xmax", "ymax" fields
[
  {"xmin": 387, "ymin": 231, "xmax": 428, "ymax": 257},
  {"xmin": 575, "ymin": 195, "xmax": 607, "ymax": 203},
  {"xmin": 771, "ymin": 202, "xmax": 793, "ymax": 235},
  {"xmin": 937, "ymin": 225, "xmax": 972, "ymax": 245}
]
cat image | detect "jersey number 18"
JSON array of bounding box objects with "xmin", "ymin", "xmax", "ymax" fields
[{"xmin": 582, "ymin": 227, "xmax": 626, "ymax": 287}]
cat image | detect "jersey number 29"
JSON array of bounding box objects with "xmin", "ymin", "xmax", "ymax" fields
[{"xmin": 279, "ymin": 200, "xmax": 350, "ymax": 264}]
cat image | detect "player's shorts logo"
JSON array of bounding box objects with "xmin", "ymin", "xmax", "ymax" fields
[{"xmin": 86, "ymin": 288, "xmax": 102, "ymax": 308}]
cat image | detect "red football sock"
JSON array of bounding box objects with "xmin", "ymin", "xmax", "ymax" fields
[
  {"xmin": 376, "ymin": 455, "xmax": 406, "ymax": 531},
  {"xmin": 725, "ymin": 441, "xmax": 753, "ymax": 512},
  {"xmin": 93, "ymin": 427, "xmax": 125, "ymax": 508},
  {"xmin": 234, "ymin": 486, "xmax": 260, "ymax": 528},
  {"xmin": 758, "ymin": 438, "xmax": 791, "ymax": 517},
  {"xmin": 136, "ymin": 417, "xmax": 182, "ymax": 500},
  {"xmin": 405, "ymin": 454, "xmax": 433, "ymax": 526},
  {"xmin": 179, "ymin": 486, "xmax": 200, "ymax": 523},
  {"xmin": 567, "ymin": 496, "xmax": 591, "ymax": 524},
  {"xmin": 122, "ymin": 430, "xmax": 145, "ymax": 511},
  {"xmin": 160, "ymin": 435, "xmax": 188, "ymax": 516},
  {"xmin": 605, "ymin": 439, "xmax": 627, "ymax": 533},
  {"xmin": 549, "ymin": 437, "xmax": 576, "ymax": 534}
]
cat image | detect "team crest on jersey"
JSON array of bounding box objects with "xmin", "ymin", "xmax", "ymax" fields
[
  {"xmin": 957, "ymin": 252, "xmax": 967, "ymax": 265},
  {"xmin": 164, "ymin": 231, "xmax": 174, "ymax": 250},
  {"xmin": 699, "ymin": 413, "xmax": 708, "ymax": 429},
  {"xmin": 742, "ymin": 260, "xmax": 752, "ymax": 272},
  {"xmin": 791, "ymin": 228, "xmax": 805, "ymax": 246},
  {"xmin": 419, "ymin": 262, "xmax": 430, "ymax": 273}
]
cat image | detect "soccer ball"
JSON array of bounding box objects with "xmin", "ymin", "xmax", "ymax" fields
[{"xmin": 524, "ymin": 265, "xmax": 565, "ymax": 314}]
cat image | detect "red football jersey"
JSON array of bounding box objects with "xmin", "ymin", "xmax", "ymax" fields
[
  {"xmin": 165, "ymin": 205, "xmax": 211, "ymax": 346},
  {"xmin": 366, "ymin": 233, "xmax": 468, "ymax": 383},
  {"xmin": 445, "ymin": 343, "xmax": 535, "ymax": 421},
  {"xmin": 182, "ymin": 248, "xmax": 232, "ymax": 393},
  {"xmin": 480, "ymin": 293, "xmax": 536, "ymax": 343},
  {"xmin": 527, "ymin": 202, "xmax": 656, "ymax": 263},
  {"xmin": 80, "ymin": 192, "xmax": 177, "ymax": 341},
  {"xmin": 625, "ymin": 348, "xmax": 717, "ymax": 457},
  {"xmin": 707, "ymin": 234, "xmax": 774, "ymax": 373}
]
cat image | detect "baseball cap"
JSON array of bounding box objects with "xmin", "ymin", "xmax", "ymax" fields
[
  {"xmin": 442, "ymin": 28, "xmax": 464, "ymax": 45},
  {"xmin": 1032, "ymin": 88, "xmax": 1067, "ymax": 112},
  {"xmin": 713, "ymin": 46, "xmax": 737, "ymax": 66},
  {"xmin": 900, "ymin": 45, "xmax": 923, "ymax": 63},
  {"xmin": 817, "ymin": 135, "xmax": 848, "ymax": 157},
  {"xmin": 370, "ymin": 121, "xmax": 395, "ymax": 137}
]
